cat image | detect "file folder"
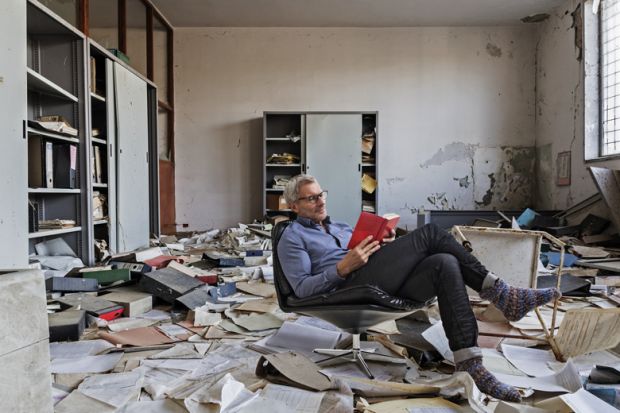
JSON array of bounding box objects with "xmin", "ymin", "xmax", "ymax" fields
[
  {"xmin": 53, "ymin": 143, "xmax": 77, "ymax": 188},
  {"xmin": 28, "ymin": 136, "xmax": 54, "ymax": 188}
]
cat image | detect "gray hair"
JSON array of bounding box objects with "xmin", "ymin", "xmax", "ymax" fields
[{"xmin": 283, "ymin": 174, "xmax": 317, "ymax": 204}]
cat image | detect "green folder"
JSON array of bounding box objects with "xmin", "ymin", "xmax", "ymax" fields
[{"xmin": 82, "ymin": 268, "xmax": 131, "ymax": 285}]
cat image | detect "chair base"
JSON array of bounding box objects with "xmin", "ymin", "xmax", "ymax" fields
[{"xmin": 314, "ymin": 334, "xmax": 406, "ymax": 379}]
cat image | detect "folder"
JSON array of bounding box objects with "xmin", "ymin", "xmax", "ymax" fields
[
  {"xmin": 94, "ymin": 145, "xmax": 102, "ymax": 183},
  {"xmin": 57, "ymin": 294, "xmax": 124, "ymax": 321},
  {"xmin": 81, "ymin": 268, "xmax": 131, "ymax": 285},
  {"xmin": 139, "ymin": 268, "xmax": 203, "ymax": 304},
  {"xmin": 28, "ymin": 136, "xmax": 54, "ymax": 188},
  {"xmin": 46, "ymin": 277, "xmax": 98, "ymax": 293},
  {"xmin": 101, "ymin": 290, "xmax": 152, "ymax": 317},
  {"xmin": 48, "ymin": 310, "xmax": 86, "ymax": 342},
  {"xmin": 53, "ymin": 143, "xmax": 77, "ymax": 188}
]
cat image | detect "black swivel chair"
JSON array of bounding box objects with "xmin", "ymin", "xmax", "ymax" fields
[{"xmin": 272, "ymin": 220, "xmax": 428, "ymax": 379}]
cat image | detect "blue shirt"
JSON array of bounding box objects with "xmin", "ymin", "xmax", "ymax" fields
[{"xmin": 277, "ymin": 216, "xmax": 352, "ymax": 298}]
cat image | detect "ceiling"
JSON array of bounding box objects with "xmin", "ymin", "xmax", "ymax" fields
[{"xmin": 150, "ymin": 0, "xmax": 567, "ymax": 28}]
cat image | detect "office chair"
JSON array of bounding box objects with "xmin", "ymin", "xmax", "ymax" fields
[{"xmin": 272, "ymin": 220, "xmax": 428, "ymax": 379}]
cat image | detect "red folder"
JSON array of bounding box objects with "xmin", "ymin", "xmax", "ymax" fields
[{"xmin": 347, "ymin": 212, "xmax": 400, "ymax": 249}]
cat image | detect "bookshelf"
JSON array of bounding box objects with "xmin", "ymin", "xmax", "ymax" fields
[
  {"xmin": 263, "ymin": 113, "xmax": 304, "ymax": 219},
  {"xmin": 26, "ymin": 0, "xmax": 88, "ymax": 261},
  {"xmin": 88, "ymin": 42, "xmax": 117, "ymax": 261},
  {"xmin": 262, "ymin": 112, "xmax": 379, "ymax": 225},
  {"xmin": 15, "ymin": 0, "xmax": 160, "ymax": 266}
]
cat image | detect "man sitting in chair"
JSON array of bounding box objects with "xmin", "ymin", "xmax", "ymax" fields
[{"xmin": 277, "ymin": 174, "xmax": 561, "ymax": 402}]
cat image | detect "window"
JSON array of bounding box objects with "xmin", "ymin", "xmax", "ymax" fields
[{"xmin": 601, "ymin": 0, "xmax": 620, "ymax": 155}]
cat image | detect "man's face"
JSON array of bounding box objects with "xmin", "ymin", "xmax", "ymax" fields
[{"xmin": 291, "ymin": 182, "xmax": 327, "ymax": 223}]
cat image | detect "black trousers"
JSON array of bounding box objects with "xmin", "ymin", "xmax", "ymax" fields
[{"xmin": 340, "ymin": 223, "xmax": 489, "ymax": 352}]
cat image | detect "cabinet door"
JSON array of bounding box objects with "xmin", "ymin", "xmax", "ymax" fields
[
  {"xmin": 0, "ymin": 1, "xmax": 27, "ymax": 267},
  {"xmin": 114, "ymin": 63, "xmax": 149, "ymax": 252},
  {"xmin": 105, "ymin": 59, "xmax": 117, "ymax": 253},
  {"xmin": 306, "ymin": 114, "xmax": 361, "ymax": 226}
]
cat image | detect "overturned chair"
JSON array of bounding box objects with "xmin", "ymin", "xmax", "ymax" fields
[{"xmin": 272, "ymin": 220, "xmax": 428, "ymax": 379}]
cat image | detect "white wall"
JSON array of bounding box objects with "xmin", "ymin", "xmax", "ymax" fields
[
  {"xmin": 535, "ymin": 0, "xmax": 620, "ymax": 210},
  {"xmin": 174, "ymin": 27, "xmax": 537, "ymax": 230}
]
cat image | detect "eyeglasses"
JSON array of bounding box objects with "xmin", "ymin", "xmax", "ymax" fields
[{"xmin": 297, "ymin": 191, "xmax": 328, "ymax": 204}]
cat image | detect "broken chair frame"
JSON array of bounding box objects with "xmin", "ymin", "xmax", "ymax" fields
[{"xmin": 453, "ymin": 226, "xmax": 566, "ymax": 361}]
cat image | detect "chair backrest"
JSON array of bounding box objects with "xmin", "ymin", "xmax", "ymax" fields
[{"xmin": 271, "ymin": 220, "xmax": 296, "ymax": 311}]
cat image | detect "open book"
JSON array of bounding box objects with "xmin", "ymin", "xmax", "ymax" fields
[{"xmin": 347, "ymin": 212, "xmax": 400, "ymax": 249}]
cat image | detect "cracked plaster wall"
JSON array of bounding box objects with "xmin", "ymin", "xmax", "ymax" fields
[
  {"xmin": 535, "ymin": 0, "xmax": 620, "ymax": 210},
  {"xmin": 175, "ymin": 27, "xmax": 537, "ymax": 229}
]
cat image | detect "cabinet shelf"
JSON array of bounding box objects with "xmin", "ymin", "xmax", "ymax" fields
[
  {"xmin": 90, "ymin": 92, "xmax": 106, "ymax": 103},
  {"xmin": 92, "ymin": 183, "xmax": 108, "ymax": 188},
  {"xmin": 362, "ymin": 163, "xmax": 376, "ymax": 167},
  {"xmin": 28, "ymin": 188, "xmax": 80, "ymax": 194},
  {"xmin": 265, "ymin": 164, "xmax": 301, "ymax": 167},
  {"xmin": 91, "ymin": 137, "xmax": 107, "ymax": 144},
  {"xmin": 266, "ymin": 137, "xmax": 301, "ymax": 142},
  {"xmin": 29, "ymin": 226, "xmax": 82, "ymax": 238},
  {"xmin": 26, "ymin": 67, "xmax": 78, "ymax": 102},
  {"xmin": 27, "ymin": 127, "xmax": 79, "ymax": 144},
  {"xmin": 93, "ymin": 219, "xmax": 108, "ymax": 225}
]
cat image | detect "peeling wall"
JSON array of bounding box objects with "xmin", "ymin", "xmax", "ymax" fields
[
  {"xmin": 175, "ymin": 27, "xmax": 537, "ymax": 229},
  {"xmin": 535, "ymin": 0, "xmax": 620, "ymax": 209}
]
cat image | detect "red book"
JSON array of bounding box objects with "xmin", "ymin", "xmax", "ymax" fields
[{"xmin": 347, "ymin": 212, "xmax": 400, "ymax": 249}]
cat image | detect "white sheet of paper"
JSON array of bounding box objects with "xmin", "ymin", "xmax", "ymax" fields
[
  {"xmin": 116, "ymin": 399, "xmax": 187, "ymax": 413},
  {"xmin": 141, "ymin": 358, "xmax": 199, "ymax": 371},
  {"xmin": 194, "ymin": 308, "xmax": 222, "ymax": 326},
  {"xmin": 107, "ymin": 317, "xmax": 156, "ymax": 332},
  {"xmin": 136, "ymin": 309, "xmax": 171, "ymax": 321},
  {"xmin": 421, "ymin": 322, "xmax": 454, "ymax": 363},
  {"xmin": 260, "ymin": 383, "xmax": 324, "ymax": 413},
  {"xmin": 536, "ymin": 388, "xmax": 620, "ymax": 413},
  {"xmin": 501, "ymin": 344, "xmax": 556, "ymax": 377},
  {"xmin": 406, "ymin": 408, "xmax": 460, "ymax": 413},
  {"xmin": 157, "ymin": 323, "xmax": 191, "ymax": 338},
  {"xmin": 266, "ymin": 321, "xmax": 341, "ymax": 352},
  {"xmin": 51, "ymin": 353, "xmax": 124, "ymax": 374},
  {"xmin": 495, "ymin": 360, "xmax": 582, "ymax": 393},
  {"xmin": 49, "ymin": 339, "xmax": 114, "ymax": 359},
  {"xmin": 481, "ymin": 349, "xmax": 527, "ymax": 377},
  {"xmin": 78, "ymin": 371, "xmax": 142, "ymax": 408},
  {"xmin": 295, "ymin": 316, "xmax": 341, "ymax": 332},
  {"xmin": 495, "ymin": 401, "xmax": 549, "ymax": 413}
]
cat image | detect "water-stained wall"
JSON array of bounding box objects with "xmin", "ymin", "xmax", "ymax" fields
[
  {"xmin": 535, "ymin": 0, "xmax": 620, "ymax": 210},
  {"xmin": 174, "ymin": 27, "xmax": 537, "ymax": 229}
]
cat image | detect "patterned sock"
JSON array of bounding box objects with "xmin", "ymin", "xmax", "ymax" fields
[
  {"xmin": 457, "ymin": 357, "xmax": 522, "ymax": 402},
  {"xmin": 480, "ymin": 279, "xmax": 561, "ymax": 322}
]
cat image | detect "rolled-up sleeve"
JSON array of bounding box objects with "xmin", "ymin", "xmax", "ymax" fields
[{"xmin": 277, "ymin": 231, "xmax": 344, "ymax": 298}]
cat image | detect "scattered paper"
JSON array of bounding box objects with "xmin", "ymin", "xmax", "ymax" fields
[
  {"xmin": 77, "ymin": 371, "xmax": 143, "ymax": 408},
  {"xmin": 236, "ymin": 281, "xmax": 276, "ymax": 298},
  {"xmin": 266, "ymin": 321, "xmax": 343, "ymax": 353},
  {"xmin": 364, "ymin": 397, "xmax": 461, "ymax": 413},
  {"xmin": 260, "ymin": 383, "xmax": 324, "ymax": 413},
  {"xmin": 421, "ymin": 322, "xmax": 454, "ymax": 363},
  {"xmin": 99, "ymin": 327, "xmax": 178, "ymax": 347},
  {"xmin": 555, "ymin": 308, "xmax": 620, "ymax": 358},
  {"xmin": 232, "ymin": 312, "xmax": 284, "ymax": 331},
  {"xmin": 500, "ymin": 344, "xmax": 556, "ymax": 377},
  {"xmin": 494, "ymin": 360, "xmax": 582, "ymax": 393},
  {"xmin": 50, "ymin": 340, "xmax": 115, "ymax": 359},
  {"xmin": 51, "ymin": 353, "xmax": 124, "ymax": 374},
  {"xmin": 536, "ymin": 388, "xmax": 620, "ymax": 413},
  {"xmin": 481, "ymin": 348, "xmax": 527, "ymax": 377}
]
